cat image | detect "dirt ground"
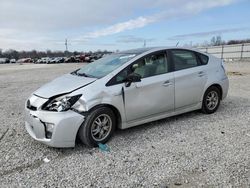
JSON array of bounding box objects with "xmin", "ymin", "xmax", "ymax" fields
[{"xmin": 0, "ymin": 62, "xmax": 250, "ymax": 187}]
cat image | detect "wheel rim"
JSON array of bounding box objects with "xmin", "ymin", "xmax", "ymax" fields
[
  {"xmin": 206, "ymin": 91, "xmax": 219, "ymax": 110},
  {"xmin": 91, "ymin": 114, "xmax": 112, "ymax": 142}
]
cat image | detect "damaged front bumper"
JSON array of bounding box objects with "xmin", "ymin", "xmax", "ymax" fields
[{"xmin": 25, "ymin": 107, "xmax": 85, "ymax": 148}]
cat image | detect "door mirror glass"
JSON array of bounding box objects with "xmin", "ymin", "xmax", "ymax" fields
[{"xmin": 125, "ymin": 73, "xmax": 141, "ymax": 87}]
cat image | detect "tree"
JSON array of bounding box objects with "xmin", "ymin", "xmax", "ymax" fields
[{"xmin": 211, "ymin": 35, "xmax": 222, "ymax": 46}]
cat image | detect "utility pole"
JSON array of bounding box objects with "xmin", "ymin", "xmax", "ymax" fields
[
  {"xmin": 65, "ymin": 39, "xmax": 68, "ymax": 51},
  {"xmin": 143, "ymin": 40, "xmax": 146, "ymax": 48}
]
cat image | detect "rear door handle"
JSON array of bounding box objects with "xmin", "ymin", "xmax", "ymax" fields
[
  {"xmin": 162, "ymin": 80, "xmax": 173, "ymax": 87},
  {"xmin": 198, "ymin": 71, "xmax": 205, "ymax": 77}
]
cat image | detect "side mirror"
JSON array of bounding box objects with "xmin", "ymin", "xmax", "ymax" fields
[{"xmin": 125, "ymin": 73, "xmax": 141, "ymax": 87}]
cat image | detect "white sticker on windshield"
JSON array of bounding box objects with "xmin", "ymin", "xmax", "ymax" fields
[{"xmin": 119, "ymin": 54, "xmax": 136, "ymax": 59}]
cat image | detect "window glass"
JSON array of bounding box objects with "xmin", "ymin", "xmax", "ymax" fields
[
  {"xmin": 75, "ymin": 53, "xmax": 136, "ymax": 78},
  {"xmin": 172, "ymin": 50, "xmax": 198, "ymax": 71},
  {"xmin": 198, "ymin": 53, "xmax": 209, "ymax": 65},
  {"xmin": 107, "ymin": 52, "xmax": 168, "ymax": 86},
  {"xmin": 132, "ymin": 53, "xmax": 168, "ymax": 78}
]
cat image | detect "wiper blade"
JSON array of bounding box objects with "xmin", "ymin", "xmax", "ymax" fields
[
  {"xmin": 71, "ymin": 69, "xmax": 80, "ymax": 75},
  {"xmin": 77, "ymin": 73, "xmax": 89, "ymax": 77},
  {"xmin": 77, "ymin": 72, "xmax": 96, "ymax": 78},
  {"xmin": 71, "ymin": 70, "xmax": 96, "ymax": 78}
]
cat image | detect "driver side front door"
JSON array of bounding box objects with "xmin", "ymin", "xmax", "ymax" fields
[{"xmin": 123, "ymin": 51, "xmax": 175, "ymax": 122}]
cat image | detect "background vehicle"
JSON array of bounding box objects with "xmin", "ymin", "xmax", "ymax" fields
[
  {"xmin": 65, "ymin": 56, "xmax": 78, "ymax": 63},
  {"xmin": 17, "ymin": 58, "xmax": 33, "ymax": 63},
  {"xmin": 37, "ymin": 57, "xmax": 51, "ymax": 64},
  {"xmin": 35, "ymin": 59, "xmax": 43, "ymax": 64},
  {"xmin": 0, "ymin": 58, "xmax": 10, "ymax": 64},
  {"xmin": 49, "ymin": 57, "xmax": 65, "ymax": 64},
  {"xmin": 10, "ymin": 59, "xmax": 16, "ymax": 63},
  {"xmin": 25, "ymin": 47, "xmax": 229, "ymax": 148}
]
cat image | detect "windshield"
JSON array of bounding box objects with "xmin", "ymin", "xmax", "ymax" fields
[{"xmin": 73, "ymin": 53, "xmax": 136, "ymax": 78}]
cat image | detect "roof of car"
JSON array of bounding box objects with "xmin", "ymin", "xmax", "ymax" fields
[
  {"xmin": 118, "ymin": 46, "xmax": 207, "ymax": 56},
  {"xmin": 119, "ymin": 47, "xmax": 157, "ymax": 54}
]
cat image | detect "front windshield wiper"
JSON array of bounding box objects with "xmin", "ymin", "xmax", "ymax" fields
[
  {"xmin": 71, "ymin": 69, "xmax": 80, "ymax": 75},
  {"xmin": 77, "ymin": 72, "xmax": 91, "ymax": 77},
  {"xmin": 71, "ymin": 71, "xmax": 96, "ymax": 78}
]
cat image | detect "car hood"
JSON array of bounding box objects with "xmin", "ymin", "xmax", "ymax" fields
[{"xmin": 34, "ymin": 73, "xmax": 97, "ymax": 98}]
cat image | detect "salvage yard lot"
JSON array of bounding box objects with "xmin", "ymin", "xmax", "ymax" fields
[{"xmin": 0, "ymin": 62, "xmax": 250, "ymax": 187}]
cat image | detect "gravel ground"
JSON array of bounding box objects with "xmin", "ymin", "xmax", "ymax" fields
[{"xmin": 0, "ymin": 62, "xmax": 250, "ymax": 187}]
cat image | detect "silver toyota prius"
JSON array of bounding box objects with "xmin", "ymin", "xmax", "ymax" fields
[{"xmin": 25, "ymin": 47, "xmax": 229, "ymax": 148}]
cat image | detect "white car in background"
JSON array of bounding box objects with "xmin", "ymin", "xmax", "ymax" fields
[
  {"xmin": 10, "ymin": 59, "xmax": 16, "ymax": 63},
  {"xmin": 0, "ymin": 58, "xmax": 10, "ymax": 64}
]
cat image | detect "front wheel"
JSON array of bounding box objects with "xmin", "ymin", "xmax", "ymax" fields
[
  {"xmin": 202, "ymin": 86, "xmax": 221, "ymax": 114},
  {"xmin": 78, "ymin": 107, "xmax": 116, "ymax": 147}
]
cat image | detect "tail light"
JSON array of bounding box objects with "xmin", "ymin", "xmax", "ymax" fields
[{"xmin": 221, "ymin": 60, "xmax": 226, "ymax": 73}]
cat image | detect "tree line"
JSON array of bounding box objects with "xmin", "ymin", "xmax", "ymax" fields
[
  {"xmin": 210, "ymin": 36, "xmax": 250, "ymax": 46},
  {"xmin": 0, "ymin": 49, "xmax": 111, "ymax": 60},
  {"xmin": 1, "ymin": 37, "xmax": 250, "ymax": 59}
]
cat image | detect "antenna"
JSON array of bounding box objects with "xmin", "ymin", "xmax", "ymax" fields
[
  {"xmin": 65, "ymin": 39, "xmax": 68, "ymax": 51},
  {"xmin": 176, "ymin": 42, "xmax": 179, "ymax": 47}
]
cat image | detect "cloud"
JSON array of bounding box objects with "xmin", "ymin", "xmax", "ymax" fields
[
  {"xmin": 76, "ymin": 0, "xmax": 238, "ymax": 40},
  {"xmin": 0, "ymin": 0, "xmax": 241, "ymax": 50},
  {"xmin": 168, "ymin": 28, "xmax": 249, "ymax": 40},
  {"xmin": 0, "ymin": 0, "xmax": 142, "ymax": 31},
  {"xmin": 116, "ymin": 35, "xmax": 155, "ymax": 43},
  {"xmin": 76, "ymin": 16, "xmax": 156, "ymax": 41}
]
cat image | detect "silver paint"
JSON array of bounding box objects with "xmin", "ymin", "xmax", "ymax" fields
[{"xmin": 24, "ymin": 47, "xmax": 229, "ymax": 147}]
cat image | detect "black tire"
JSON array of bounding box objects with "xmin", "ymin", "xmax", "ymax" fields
[
  {"xmin": 202, "ymin": 86, "xmax": 221, "ymax": 114},
  {"xmin": 78, "ymin": 107, "xmax": 116, "ymax": 147}
]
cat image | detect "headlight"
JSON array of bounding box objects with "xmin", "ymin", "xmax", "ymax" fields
[{"xmin": 43, "ymin": 94, "xmax": 82, "ymax": 112}]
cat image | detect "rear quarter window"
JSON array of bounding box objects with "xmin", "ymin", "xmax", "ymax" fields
[{"xmin": 197, "ymin": 53, "xmax": 209, "ymax": 65}]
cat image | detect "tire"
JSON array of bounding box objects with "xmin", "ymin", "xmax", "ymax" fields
[
  {"xmin": 78, "ymin": 107, "xmax": 116, "ymax": 147},
  {"xmin": 201, "ymin": 86, "xmax": 221, "ymax": 114}
]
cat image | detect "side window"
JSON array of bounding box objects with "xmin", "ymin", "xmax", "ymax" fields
[
  {"xmin": 132, "ymin": 52, "xmax": 168, "ymax": 78},
  {"xmin": 197, "ymin": 53, "xmax": 209, "ymax": 65},
  {"xmin": 106, "ymin": 51, "xmax": 168, "ymax": 86},
  {"xmin": 171, "ymin": 50, "xmax": 199, "ymax": 71},
  {"xmin": 115, "ymin": 68, "xmax": 129, "ymax": 83},
  {"xmin": 106, "ymin": 66, "xmax": 131, "ymax": 86}
]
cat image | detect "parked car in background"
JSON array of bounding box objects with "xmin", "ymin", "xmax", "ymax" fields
[
  {"xmin": 38, "ymin": 57, "xmax": 51, "ymax": 64},
  {"xmin": 10, "ymin": 59, "xmax": 16, "ymax": 63},
  {"xmin": 36, "ymin": 57, "xmax": 64, "ymax": 64},
  {"xmin": 25, "ymin": 47, "xmax": 229, "ymax": 148},
  {"xmin": 50, "ymin": 57, "xmax": 64, "ymax": 64},
  {"xmin": 65, "ymin": 56, "xmax": 77, "ymax": 63},
  {"xmin": 75, "ymin": 55, "xmax": 85, "ymax": 62},
  {"xmin": 84, "ymin": 55, "xmax": 91, "ymax": 62},
  {"xmin": 35, "ymin": 59, "xmax": 43, "ymax": 64},
  {"xmin": 17, "ymin": 58, "xmax": 33, "ymax": 63},
  {"xmin": 0, "ymin": 58, "xmax": 10, "ymax": 64}
]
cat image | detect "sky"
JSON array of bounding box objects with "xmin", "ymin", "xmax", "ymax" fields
[{"xmin": 0, "ymin": 0, "xmax": 249, "ymax": 51}]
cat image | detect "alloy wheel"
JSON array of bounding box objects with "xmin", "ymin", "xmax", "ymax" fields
[
  {"xmin": 91, "ymin": 114, "xmax": 112, "ymax": 142},
  {"xmin": 206, "ymin": 91, "xmax": 219, "ymax": 111}
]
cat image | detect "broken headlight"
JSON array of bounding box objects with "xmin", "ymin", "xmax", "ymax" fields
[{"xmin": 43, "ymin": 94, "xmax": 82, "ymax": 112}]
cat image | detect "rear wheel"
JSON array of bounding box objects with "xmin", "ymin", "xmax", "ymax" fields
[
  {"xmin": 78, "ymin": 107, "xmax": 116, "ymax": 147},
  {"xmin": 202, "ymin": 86, "xmax": 221, "ymax": 114}
]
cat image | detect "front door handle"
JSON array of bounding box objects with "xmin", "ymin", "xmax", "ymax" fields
[{"xmin": 162, "ymin": 80, "xmax": 172, "ymax": 87}]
